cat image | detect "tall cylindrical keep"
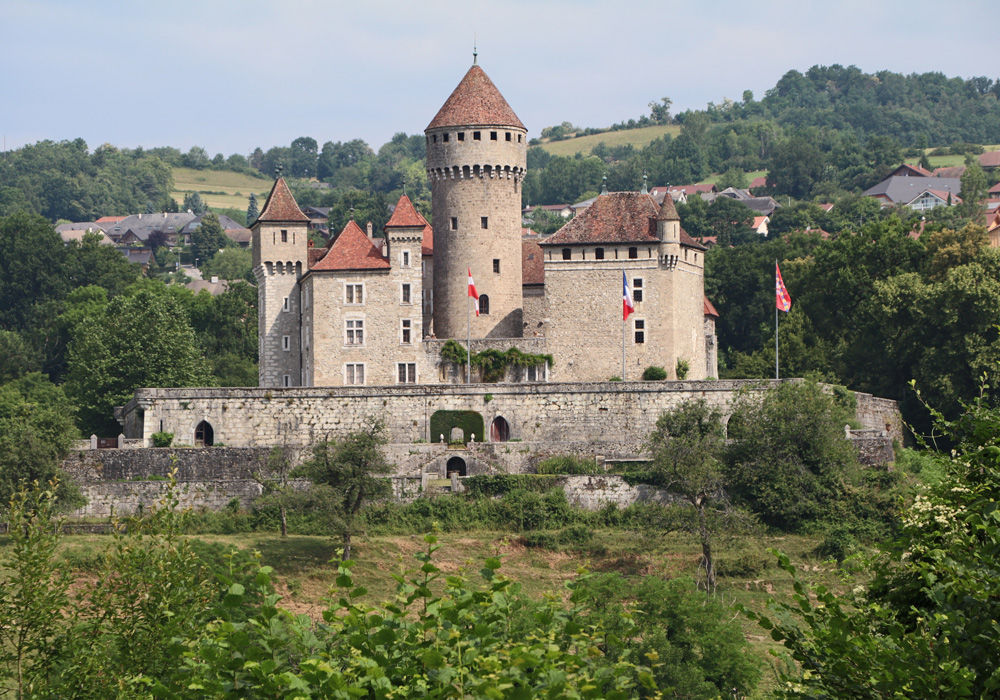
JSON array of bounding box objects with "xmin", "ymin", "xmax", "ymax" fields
[{"xmin": 426, "ymin": 65, "xmax": 527, "ymax": 339}]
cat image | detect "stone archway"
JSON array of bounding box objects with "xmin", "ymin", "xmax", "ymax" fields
[
  {"xmin": 490, "ymin": 416, "xmax": 511, "ymax": 443},
  {"xmin": 446, "ymin": 456, "xmax": 467, "ymax": 477},
  {"xmin": 195, "ymin": 420, "xmax": 214, "ymax": 447}
]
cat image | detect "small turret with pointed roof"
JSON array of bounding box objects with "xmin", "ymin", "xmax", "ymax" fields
[
  {"xmin": 656, "ymin": 191, "xmax": 681, "ymax": 242},
  {"xmin": 257, "ymin": 178, "xmax": 309, "ymax": 223}
]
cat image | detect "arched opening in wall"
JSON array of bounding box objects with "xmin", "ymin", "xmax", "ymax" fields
[
  {"xmin": 724, "ymin": 413, "xmax": 745, "ymax": 440},
  {"xmin": 195, "ymin": 420, "xmax": 214, "ymax": 447},
  {"xmin": 479, "ymin": 294, "xmax": 490, "ymax": 315},
  {"xmin": 462, "ymin": 165, "xmax": 471, "ymax": 179},
  {"xmin": 446, "ymin": 456, "xmax": 467, "ymax": 477},
  {"xmin": 490, "ymin": 416, "xmax": 511, "ymax": 443}
]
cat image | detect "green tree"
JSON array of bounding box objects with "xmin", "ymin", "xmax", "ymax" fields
[
  {"xmin": 745, "ymin": 387, "xmax": 1000, "ymax": 699},
  {"xmin": 767, "ymin": 136, "xmax": 826, "ymax": 199},
  {"xmin": 959, "ymin": 158, "xmax": 989, "ymax": 221},
  {"xmin": 724, "ymin": 380, "xmax": 861, "ymax": 531},
  {"xmin": 0, "ymin": 373, "xmax": 82, "ymax": 511},
  {"xmin": 199, "ymin": 246, "xmax": 252, "ymax": 283},
  {"xmin": 66, "ymin": 287, "xmax": 213, "ymax": 435},
  {"xmin": 246, "ymin": 192, "xmax": 259, "ymax": 225},
  {"xmin": 182, "ymin": 191, "xmax": 207, "ymax": 214},
  {"xmin": 0, "ymin": 331, "xmax": 40, "ymax": 383},
  {"xmin": 190, "ymin": 211, "xmax": 229, "ymax": 264},
  {"xmin": 0, "ymin": 213, "xmax": 69, "ymax": 331},
  {"xmin": 297, "ymin": 418, "xmax": 395, "ymax": 559},
  {"xmin": 644, "ymin": 399, "xmax": 734, "ymax": 589}
]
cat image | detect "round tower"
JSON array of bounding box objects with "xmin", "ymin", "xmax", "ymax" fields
[{"xmin": 425, "ymin": 63, "xmax": 527, "ymax": 339}]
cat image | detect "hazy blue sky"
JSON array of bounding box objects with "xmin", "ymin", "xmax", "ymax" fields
[{"xmin": 1, "ymin": 0, "xmax": 993, "ymax": 156}]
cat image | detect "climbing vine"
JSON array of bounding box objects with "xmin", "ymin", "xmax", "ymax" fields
[{"xmin": 440, "ymin": 341, "xmax": 554, "ymax": 383}]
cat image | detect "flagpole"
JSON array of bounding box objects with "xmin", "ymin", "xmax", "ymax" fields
[
  {"xmin": 622, "ymin": 267, "xmax": 626, "ymax": 381},
  {"xmin": 775, "ymin": 258, "xmax": 779, "ymax": 380},
  {"xmin": 467, "ymin": 288, "xmax": 472, "ymax": 384}
]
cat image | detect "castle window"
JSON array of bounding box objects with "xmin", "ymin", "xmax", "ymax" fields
[
  {"xmin": 595, "ymin": 247, "xmax": 604, "ymax": 260},
  {"xmin": 401, "ymin": 250, "xmax": 411, "ymax": 267},
  {"xmin": 628, "ymin": 247, "xmax": 638, "ymax": 259},
  {"xmin": 505, "ymin": 132, "xmax": 512, "ymax": 142},
  {"xmin": 518, "ymin": 134, "xmax": 522, "ymax": 142},
  {"xmin": 282, "ymin": 296, "xmax": 290, "ymax": 312},
  {"xmin": 490, "ymin": 131, "xmax": 497, "ymax": 140},
  {"xmin": 473, "ymin": 131, "xmax": 481, "ymax": 140},
  {"xmin": 493, "ymin": 259, "xmax": 500, "ymax": 274},
  {"xmin": 458, "ymin": 132, "xmax": 465, "ymax": 141},
  {"xmin": 430, "ymin": 135, "xmax": 435, "ymax": 144},
  {"xmin": 346, "ymin": 319, "xmax": 364, "ymax": 345},
  {"xmin": 634, "ymin": 319, "xmax": 645, "ymax": 344},
  {"xmin": 281, "ymin": 230, "xmax": 288, "ymax": 242},
  {"xmin": 397, "ymin": 363, "xmax": 417, "ymax": 384},
  {"xmin": 633, "ymin": 278, "xmax": 643, "ymax": 303},
  {"xmin": 443, "ymin": 133, "xmax": 450, "ymax": 142},
  {"xmin": 282, "ymin": 375, "xmax": 291, "ymax": 387},
  {"xmin": 345, "ymin": 283, "xmax": 364, "ymax": 305},
  {"xmin": 450, "ymin": 217, "xmax": 457, "ymax": 231},
  {"xmin": 401, "ymin": 319, "xmax": 412, "ymax": 344},
  {"xmin": 401, "ymin": 283, "xmax": 411, "ymax": 304},
  {"xmin": 481, "ymin": 216, "xmax": 488, "ymax": 229},
  {"xmin": 562, "ymin": 248, "xmax": 572, "ymax": 260},
  {"xmin": 479, "ymin": 294, "xmax": 490, "ymax": 315},
  {"xmin": 282, "ymin": 335, "xmax": 290, "ymax": 351},
  {"xmin": 345, "ymin": 363, "xmax": 365, "ymax": 385}
]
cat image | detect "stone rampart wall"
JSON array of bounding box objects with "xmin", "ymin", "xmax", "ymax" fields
[{"xmin": 854, "ymin": 391, "xmax": 906, "ymax": 443}]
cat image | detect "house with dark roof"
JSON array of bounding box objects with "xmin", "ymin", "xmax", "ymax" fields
[
  {"xmin": 705, "ymin": 187, "xmax": 781, "ymax": 216},
  {"xmin": 864, "ymin": 175, "xmax": 963, "ymax": 208}
]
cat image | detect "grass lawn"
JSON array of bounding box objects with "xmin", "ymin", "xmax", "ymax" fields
[
  {"xmin": 538, "ymin": 125, "xmax": 682, "ymax": 158},
  {"xmin": 171, "ymin": 166, "xmax": 272, "ymax": 211},
  {"xmin": 906, "ymin": 144, "xmax": 1000, "ymax": 170}
]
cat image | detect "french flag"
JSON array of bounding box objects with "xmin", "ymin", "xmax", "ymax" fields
[
  {"xmin": 623, "ymin": 271, "xmax": 635, "ymax": 321},
  {"xmin": 468, "ymin": 266, "xmax": 480, "ymax": 316}
]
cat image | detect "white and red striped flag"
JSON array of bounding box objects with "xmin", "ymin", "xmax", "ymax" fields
[{"xmin": 468, "ymin": 267, "xmax": 480, "ymax": 316}]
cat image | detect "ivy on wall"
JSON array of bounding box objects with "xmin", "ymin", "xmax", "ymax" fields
[
  {"xmin": 430, "ymin": 410, "xmax": 485, "ymax": 444},
  {"xmin": 440, "ymin": 340, "xmax": 554, "ymax": 383}
]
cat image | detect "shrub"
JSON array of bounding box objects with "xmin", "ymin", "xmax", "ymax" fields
[
  {"xmin": 675, "ymin": 359, "xmax": 689, "ymax": 380},
  {"xmin": 536, "ymin": 455, "xmax": 602, "ymax": 475},
  {"xmin": 430, "ymin": 410, "xmax": 484, "ymax": 445},
  {"xmin": 718, "ymin": 543, "xmax": 770, "ymax": 577},
  {"xmin": 152, "ymin": 431, "xmax": 174, "ymax": 448},
  {"xmin": 523, "ymin": 531, "xmax": 558, "ymax": 549},
  {"xmin": 642, "ymin": 366, "xmax": 667, "ymax": 381},
  {"xmin": 559, "ymin": 523, "xmax": 594, "ymax": 547}
]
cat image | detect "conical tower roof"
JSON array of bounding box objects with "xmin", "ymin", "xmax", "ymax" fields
[
  {"xmin": 657, "ymin": 191, "xmax": 680, "ymax": 221},
  {"xmin": 257, "ymin": 178, "xmax": 309, "ymax": 223},
  {"xmin": 426, "ymin": 65, "xmax": 525, "ymax": 131},
  {"xmin": 385, "ymin": 193, "xmax": 430, "ymax": 228}
]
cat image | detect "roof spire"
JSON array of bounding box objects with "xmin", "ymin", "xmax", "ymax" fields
[
  {"xmin": 601, "ymin": 175, "xmax": 608, "ymax": 196},
  {"xmin": 402, "ymin": 177, "xmax": 406, "ymax": 195},
  {"xmin": 473, "ymin": 33, "xmax": 477, "ymax": 65},
  {"xmin": 641, "ymin": 171, "xmax": 648, "ymax": 195},
  {"xmin": 349, "ymin": 206, "xmax": 355, "ymax": 221},
  {"xmin": 274, "ymin": 163, "xmax": 283, "ymax": 179}
]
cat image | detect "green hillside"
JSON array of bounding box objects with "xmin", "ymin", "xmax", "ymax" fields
[
  {"xmin": 171, "ymin": 167, "xmax": 272, "ymax": 210},
  {"xmin": 538, "ymin": 124, "xmax": 682, "ymax": 157}
]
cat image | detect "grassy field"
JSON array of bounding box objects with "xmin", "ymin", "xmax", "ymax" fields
[
  {"xmin": 27, "ymin": 526, "xmax": 843, "ymax": 697},
  {"xmin": 538, "ymin": 124, "xmax": 682, "ymax": 158},
  {"xmin": 170, "ymin": 167, "xmax": 272, "ymax": 211},
  {"xmin": 905, "ymin": 144, "xmax": 1000, "ymax": 169}
]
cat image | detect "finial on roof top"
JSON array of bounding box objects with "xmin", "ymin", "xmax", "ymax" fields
[
  {"xmin": 274, "ymin": 164, "xmax": 283, "ymax": 179},
  {"xmin": 641, "ymin": 171, "xmax": 648, "ymax": 195},
  {"xmin": 349, "ymin": 207, "xmax": 355, "ymax": 221},
  {"xmin": 402, "ymin": 177, "xmax": 406, "ymax": 195},
  {"xmin": 473, "ymin": 33, "xmax": 477, "ymax": 65},
  {"xmin": 601, "ymin": 175, "xmax": 608, "ymax": 196}
]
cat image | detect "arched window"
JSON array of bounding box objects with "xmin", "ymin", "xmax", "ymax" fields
[
  {"xmin": 479, "ymin": 294, "xmax": 490, "ymax": 315},
  {"xmin": 195, "ymin": 420, "xmax": 214, "ymax": 447},
  {"xmin": 446, "ymin": 456, "xmax": 467, "ymax": 477}
]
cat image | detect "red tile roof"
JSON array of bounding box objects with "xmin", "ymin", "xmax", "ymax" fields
[
  {"xmin": 656, "ymin": 192, "xmax": 680, "ymax": 221},
  {"xmin": 258, "ymin": 178, "xmax": 309, "ymax": 223},
  {"xmin": 748, "ymin": 176, "xmax": 768, "ymax": 190},
  {"xmin": 311, "ymin": 220, "xmax": 391, "ymax": 271},
  {"xmin": 522, "ymin": 241, "xmax": 544, "ymax": 285},
  {"xmin": 893, "ymin": 163, "xmax": 933, "ymax": 178},
  {"xmin": 426, "ymin": 65, "xmax": 525, "ymax": 131},
  {"xmin": 980, "ymin": 151, "xmax": 1000, "ymax": 168},
  {"xmin": 990, "ymin": 181, "xmax": 1000, "ymax": 194},
  {"xmin": 421, "ymin": 225, "xmax": 433, "ymax": 256},
  {"xmin": 385, "ymin": 194, "xmax": 430, "ymax": 228},
  {"xmin": 96, "ymin": 215, "xmax": 127, "ymax": 223},
  {"xmin": 933, "ymin": 166, "xmax": 966, "ymax": 179},
  {"xmin": 704, "ymin": 297, "xmax": 719, "ymax": 317},
  {"xmin": 543, "ymin": 192, "xmax": 703, "ymax": 249}
]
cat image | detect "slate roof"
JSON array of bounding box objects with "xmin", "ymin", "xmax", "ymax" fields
[
  {"xmin": 864, "ymin": 176, "xmax": 963, "ymax": 204},
  {"xmin": 385, "ymin": 194, "xmax": 430, "ymax": 228},
  {"xmin": 109, "ymin": 212, "xmax": 197, "ymax": 240},
  {"xmin": 426, "ymin": 65, "xmax": 525, "ymax": 131},
  {"xmin": 258, "ymin": 178, "xmax": 309, "ymax": 223},
  {"xmin": 59, "ymin": 229, "xmax": 114, "ymax": 245},
  {"xmin": 311, "ymin": 220, "xmax": 391, "ymax": 271},
  {"xmin": 907, "ymin": 189, "xmax": 962, "ymax": 206},
  {"xmin": 522, "ymin": 241, "xmax": 544, "ymax": 286},
  {"xmin": 56, "ymin": 221, "xmax": 99, "ymax": 233},
  {"xmin": 542, "ymin": 192, "xmax": 703, "ymax": 249},
  {"xmin": 650, "ymin": 184, "xmax": 717, "ymax": 197}
]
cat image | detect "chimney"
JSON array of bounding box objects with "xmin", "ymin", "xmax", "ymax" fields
[
  {"xmin": 211, "ymin": 276, "xmax": 219, "ymax": 284},
  {"xmin": 366, "ymin": 222, "xmax": 373, "ymax": 241},
  {"xmin": 138, "ymin": 213, "xmax": 142, "ymax": 219}
]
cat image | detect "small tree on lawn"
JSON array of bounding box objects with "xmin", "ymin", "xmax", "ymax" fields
[
  {"xmin": 646, "ymin": 399, "xmax": 742, "ymax": 591},
  {"xmin": 253, "ymin": 445, "xmax": 296, "ymax": 538},
  {"xmin": 297, "ymin": 418, "xmax": 394, "ymax": 559}
]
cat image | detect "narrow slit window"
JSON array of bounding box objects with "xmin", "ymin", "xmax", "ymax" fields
[
  {"xmin": 505, "ymin": 132, "xmax": 512, "ymax": 142},
  {"xmin": 481, "ymin": 216, "xmax": 488, "ymax": 229},
  {"xmin": 493, "ymin": 259, "xmax": 500, "ymax": 274},
  {"xmin": 401, "ymin": 283, "xmax": 411, "ymax": 304},
  {"xmin": 450, "ymin": 217, "xmax": 457, "ymax": 231}
]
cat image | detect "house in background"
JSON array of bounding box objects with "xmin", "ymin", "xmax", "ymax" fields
[
  {"xmin": 906, "ymin": 189, "xmax": 962, "ymax": 211},
  {"xmin": 301, "ymin": 206, "xmax": 331, "ymax": 235},
  {"xmin": 863, "ymin": 175, "xmax": 962, "ymax": 208}
]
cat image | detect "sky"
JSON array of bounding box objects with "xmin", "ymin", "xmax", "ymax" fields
[{"xmin": 1, "ymin": 0, "xmax": 994, "ymax": 157}]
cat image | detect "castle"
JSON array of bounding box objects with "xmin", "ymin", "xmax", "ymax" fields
[{"xmin": 251, "ymin": 61, "xmax": 718, "ymax": 388}]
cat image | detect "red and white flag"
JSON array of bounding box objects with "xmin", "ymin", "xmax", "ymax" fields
[
  {"xmin": 775, "ymin": 262, "xmax": 791, "ymax": 312},
  {"xmin": 468, "ymin": 266, "xmax": 479, "ymax": 316},
  {"xmin": 623, "ymin": 271, "xmax": 635, "ymax": 320}
]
